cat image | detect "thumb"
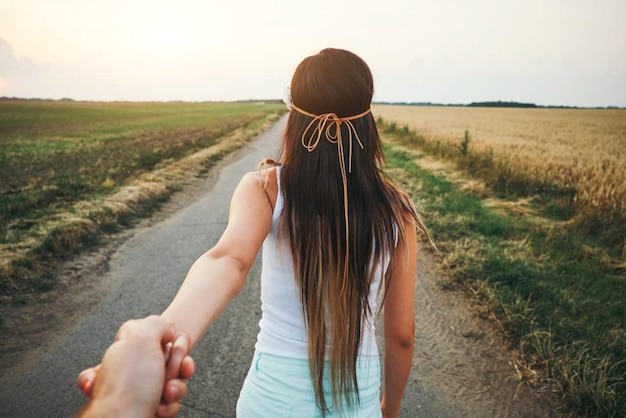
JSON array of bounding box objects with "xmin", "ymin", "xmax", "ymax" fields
[{"xmin": 76, "ymin": 364, "xmax": 101, "ymax": 396}]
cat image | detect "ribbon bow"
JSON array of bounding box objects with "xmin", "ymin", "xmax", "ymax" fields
[{"xmin": 292, "ymin": 104, "xmax": 371, "ymax": 294}]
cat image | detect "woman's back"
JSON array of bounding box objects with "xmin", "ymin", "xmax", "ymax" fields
[
  {"xmin": 255, "ymin": 166, "xmax": 386, "ymax": 360},
  {"xmin": 273, "ymin": 49, "xmax": 423, "ymax": 415}
]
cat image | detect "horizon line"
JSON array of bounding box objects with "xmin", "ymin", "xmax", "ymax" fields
[{"xmin": 0, "ymin": 96, "xmax": 624, "ymax": 110}]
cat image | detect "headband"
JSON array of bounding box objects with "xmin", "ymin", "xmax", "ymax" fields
[{"xmin": 292, "ymin": 103, "xmax": 371, "ymax": 294}]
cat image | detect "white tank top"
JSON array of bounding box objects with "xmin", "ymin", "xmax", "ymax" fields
[{"xmin": 255, "ymin": 167, "xmax": 386, "ymax": 359}]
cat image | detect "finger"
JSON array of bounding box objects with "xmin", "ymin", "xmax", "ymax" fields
[
  {"xmin": 76, "ymin": 364, "xmax": 100, "ymax": 396},
  {"xmin": 179, "ymin": 355, "xmax": 195, "ymax": 380},
  {"xmin": 156, "ymin": 317, "xmax": 176, "ymax": 346},
  {"xmin": 161, "ymin": 379, "xmax": 188, "ymax": 404},
  {"xmin": 165, "ymin": 333, "xmax": 190, "ymax": 380},
  {"xmin": 163, "ymin": 341, "xmax": 173, "ymax": 361},
  {"xmin": 161, "ymin": 319, "xmax": 178, "ymax": 358},
  {"xmin": 155, "ymin": 401, "xmax": 181, "ymax": 418}
]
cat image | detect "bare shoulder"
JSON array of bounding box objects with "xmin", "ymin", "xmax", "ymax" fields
[
  {"xmin": 237, "ymin": 170, "xmax": 270, "ymax": 194},
  {"xmin": 241, "ymin": 166, "xmax": 276, "ymax": 186},
  {"xmin": 245, "ymin": 166, "xmax": 278, "ymax": 211}
]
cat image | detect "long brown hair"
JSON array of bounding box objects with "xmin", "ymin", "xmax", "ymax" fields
[{"xmin": 275, "ymin": 48, "xmax": 424, "ymax": 413}]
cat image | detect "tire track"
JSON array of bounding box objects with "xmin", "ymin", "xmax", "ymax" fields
[{"xmin": 390, "ymin": 244, "xmax": 559, "ymax": 417}]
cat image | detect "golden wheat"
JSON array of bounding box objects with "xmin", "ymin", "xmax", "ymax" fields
[{"xmin": 373, "ymin": 105, "xmax": 626, "ymax": 218}]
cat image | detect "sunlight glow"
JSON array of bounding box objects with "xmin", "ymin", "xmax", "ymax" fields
[{"xmin": 133, "ymin": 22, "xmax": 191, "ymax": 53}]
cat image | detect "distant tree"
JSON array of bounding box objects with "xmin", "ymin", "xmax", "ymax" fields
[{"xmin": 467, "ymin": 101, "xmax": 537, "ymax": 108}]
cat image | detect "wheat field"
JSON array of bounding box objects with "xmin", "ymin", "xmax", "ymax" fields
[{"xmin": 373, "ymin": 105, "xmax": 626, "ymax": 222}]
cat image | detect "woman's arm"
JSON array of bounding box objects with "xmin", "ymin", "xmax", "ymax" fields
[
  {"xmin": 76, "ymin": 171, "xmax": 274, "ymax": 415},
  {"xmin": 161, "ymin": 171, "xmax": 274, "ymax": 348},
  {"xmin": 381, "ymin": 215, "xmax": 418, "ymax": 418}
]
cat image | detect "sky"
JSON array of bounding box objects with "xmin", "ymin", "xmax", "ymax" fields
[{"xmin": 0, "ymin": 0, "xmax": 625, "ymax": 107}]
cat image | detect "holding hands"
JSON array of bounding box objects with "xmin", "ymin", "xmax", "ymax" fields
[{"xmin": 76, "ymin": 316, "xmax": 194, "ymax": 418}]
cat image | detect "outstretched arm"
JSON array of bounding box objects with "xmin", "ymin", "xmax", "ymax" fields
[
  {"xmin": 161, "ymin": 171, "xmax": 273, "ymax": 348},
  {"xmin": 76, "ymin": 171, "xmax": 273, "ymax": 415},
  {"xmin": 381, "ymin": 215, "xmax": 418, "ymax": 418}
]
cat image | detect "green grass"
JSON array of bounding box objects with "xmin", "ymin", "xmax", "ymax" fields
[
  {"xmin": 383, "ymin": 143, "xmax": 626, "ymax": 417},
  {"xmin": 0, "ymin": 100, "xmax": 283, "ymax": 229},
  {"xmin": 0, "ymin": 99, "xmax": 285, "ymax": 296}
]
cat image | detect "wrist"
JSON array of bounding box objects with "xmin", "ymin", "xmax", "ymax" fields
[
  {"xmin": 381, "ymin": 409, "xmax": 399, "ymax": 418},
  {"xmin": 381, "ymin": 409, "xmax": 400, "ymax": 418},
  {"xmin": 380, "ymin": 397, "xmax": 400, "ymax": 418}
]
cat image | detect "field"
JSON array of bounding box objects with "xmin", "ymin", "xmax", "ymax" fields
[
  {"xmin": 374, "ymin": 105, "xmax": 626, "ymax": 254},
  {"xmin": 375, "ymin": 104, "xmax": 625, "ymax": 416},
  {"xmin": 1, "ymin": 100, "xmax": 623, "ymax": 415},
  {"xmin": 0, "ymin": 99, "xmax": 285, "ymax": 295}
]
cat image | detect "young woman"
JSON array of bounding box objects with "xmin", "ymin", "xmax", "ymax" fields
[{"xmin": 81, "ymin": 48, "xmax": 427, "ymax": 417}]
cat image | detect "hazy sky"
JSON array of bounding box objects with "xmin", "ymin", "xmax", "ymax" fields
[{"xmin": 1, "ymin": 0, "xmax": 624, "ymax": 107}]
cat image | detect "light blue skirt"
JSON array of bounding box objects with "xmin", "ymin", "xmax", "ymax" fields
[{"xmin": 236, "ymin": 351, "xmax": 382, "ymax": 417}]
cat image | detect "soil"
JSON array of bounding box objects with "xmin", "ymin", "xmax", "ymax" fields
[{"xmin": 406, "ymin": 243, "xmax": 563, "ymax": 417}]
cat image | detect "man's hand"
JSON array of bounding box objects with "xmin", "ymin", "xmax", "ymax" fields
[{"xmin": 76, "ymin": 316, "xmax": 194, "ymax": 418}]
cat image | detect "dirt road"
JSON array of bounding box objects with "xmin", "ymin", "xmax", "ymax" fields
[{"xmin": 0, "ymin": 116, "xmax": 556, "ymax": 417}]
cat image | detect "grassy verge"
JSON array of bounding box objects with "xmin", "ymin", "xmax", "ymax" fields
[
  {"xmin": 1, "ymin": 100, "xmax": 285, "ymax": 298},
  {"xmin": 383, "ymin": 137, "xmax": 625, "ymax": 417}
]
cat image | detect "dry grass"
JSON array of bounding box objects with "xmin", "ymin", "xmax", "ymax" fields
[
  {"xmin": 373, "ymin": 105, "xmax": 626, "ymax": 214},
  {"xmin": 373, "ymin": 105, "xmax": 626, "ymax": 255}
]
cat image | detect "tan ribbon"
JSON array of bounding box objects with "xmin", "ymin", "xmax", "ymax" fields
[{"xmin": 291, "ymin": 104, "xmax": 371, "ymax": 294}]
